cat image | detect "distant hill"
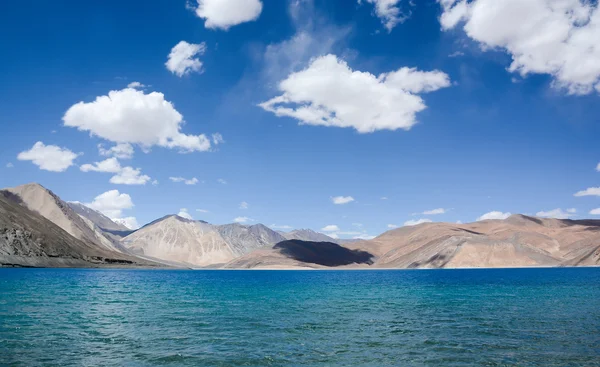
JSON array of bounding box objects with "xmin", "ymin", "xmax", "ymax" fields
[
  {"xmin": 344, "ymin": 214, "xmax": 600, "ymax": 268},
  {"xmin": 121, "ymin": 216, "xmax": 286, "ymax": 266}
]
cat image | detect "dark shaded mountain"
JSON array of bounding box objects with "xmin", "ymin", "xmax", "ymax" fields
[
  {"xmin": 0, "ymin": 191, "xmax": 161, "ymax": 268},
  {"xmin": 273, "ymin": 240, "xmax": 374, "ymax": 266}
]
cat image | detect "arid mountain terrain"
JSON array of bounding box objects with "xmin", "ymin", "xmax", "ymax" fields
[
  {"xmin": 0, "ymin": 189, "xmax": 160, "ymax": 268},
  {"xmin": 1, "ymin": 183, "xmax": 599, "ymax": 269}
]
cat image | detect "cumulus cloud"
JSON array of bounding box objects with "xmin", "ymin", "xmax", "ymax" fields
[
  {"xmin": 321, "ymin": 224, "xmax": 340, "ymax": 232},
  {"xmin": 404, "ymin": 218, "xmax": 432, "ymax": 226},
  {"xmin": 360, "ymin": 0, "xmax": 410, "ymax": 32},
  {"xmin": 477, "ymin": 211, "xmax": 511, "ymax": 221},
  {"xmin": 17, "ymin": 142, "xmax": 78, "ymax": 172},
  {"xmin": 63, "ymin": 88, "xmax": 215, "ymax": 153},
  {"xmin": 169, "ymin": 176, "xmax": 199, "ymax": 185},
  {"xmin": 194, "ymin": 0, "xmax": 263, "ymax": 30},
  {"xmin": 590, "ymin": 208, "xmax": 600, "ymax": 215},
  {"xmin": 439, "ymin": 0, "xmax": 600, "ymax": 95},
  {"xmin": 98, "ymin": 143, "xmax": 134, "ymax": 160},
  {"xmin": 85, "ymin": 190, "xmax": 138, "ymax": 228},
  {"xmin": 239, "ymin": 201, "xmax": 249, "ymax": 209},
  {"xmin": 574, "ymin": 187, "xmax": 600, "ymax": 197},
  {"xmin": 127, "ymin": 81, "xmax": 146, "ymax": 89},
  {"xmin": 536, "ymin": 208, "xmax": 576, "ymax": 219},
  {"xmin": 80, "ymin": 157, "xmax": 122, "ymax": 173},
  {"xmin": 387, "ymin": 224, "xmax": 398, "ymax": 229},
  {"xmin": 331, "ymin": 196, "xmax": 355, "ymax": 205},
  {"xmin": 110, "ymin": 167, "xmax": 151, "ymax": 185},
  {"xmin": 80, "ymin": 158, "xmax": 151, "ymax": 185},
  {"xmin": 259, "ymin": 54, "xmax": 451, "ymax": 133},
  {"xmin": 165, "ymin": 41, "xmax": 206, "ymax": 77},
  {"xmin": 234, "ymin": 216, "xmax": 253, "ymax": 223},
  {"xmin": 178, "ymin": 208, "xmax": 194, "ymax": 220},
  {"xmin": 422, "ymin": 208, "xmax": 446, "ymax": 215},
  {"xmin": 212, "ymin": 133, "xmax": 224, "ymax": 145}
]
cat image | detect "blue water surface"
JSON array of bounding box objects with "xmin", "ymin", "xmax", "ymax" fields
[{"xmin": 1, "ymin": 268, "xmax": 599, "ymax": 366}]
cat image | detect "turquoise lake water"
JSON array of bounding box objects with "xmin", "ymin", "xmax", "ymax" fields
[{"xmin": 1, "ymin": 268, "xmax": 599, "ymax": 366}]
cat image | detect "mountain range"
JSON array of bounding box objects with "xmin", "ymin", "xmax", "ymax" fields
[{"xmin": 1, "ymin": 183, "xmax": 599, "ymax": 269}]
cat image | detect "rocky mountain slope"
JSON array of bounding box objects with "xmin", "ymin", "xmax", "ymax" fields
[
  {"xmin": 5, "ymin": 183, "xmax": 122, "ymax": 253},
  {"xmin": 121, "ymin": 216, "xmax": 286, "ymax": 266},
  {"xmin": 0, "ymin": 191, "xmax": 159, "ymax": 268}
]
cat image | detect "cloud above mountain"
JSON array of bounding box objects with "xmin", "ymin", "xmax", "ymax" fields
[
  {"xmin": 259, "ymin": 54, "xmax": 451, "ymax": 133},
  {"xmin": 63, "ymin": 87, "xmax": 216, "ymax": 153},
  {"xmin": 80, "ymin": 158, "xmax": 151, "ymax": 185},
  {"xmin": 477, "ymin": 211, "xmax": 511, "ymax": 221},
  {"xmin": 17, "ymin": 142, "xmax": 78, "ymax": 172}
]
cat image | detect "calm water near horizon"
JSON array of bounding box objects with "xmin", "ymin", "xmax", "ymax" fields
[{"xmin": 1, "ymin": 268, "xmax": 599, "ymax": 366}]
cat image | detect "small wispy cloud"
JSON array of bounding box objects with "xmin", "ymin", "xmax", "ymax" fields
[
  {"xmin": 331, "ymin": 196, "xmax": 354, "ymax": 205},
  {"xmin": 239, "ymin": 201, "xmax": 249, "ymax": 209},
  {"xmin": 217, "ymin": 178, "xmax": 227, "ymax": 185},
  {"xmin": 169, "ymin": 176, "xmax": 199, "ymax": 185}
]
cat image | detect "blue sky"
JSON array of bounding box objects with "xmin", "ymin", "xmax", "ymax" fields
[{"xmin": 1, "ymin": 0, "xmax": 599, "ymax": 238}]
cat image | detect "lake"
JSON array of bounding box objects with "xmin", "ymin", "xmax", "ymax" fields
[{"xmin": 1, "ymin": 268, "xmax": 599, "ymax": 366}]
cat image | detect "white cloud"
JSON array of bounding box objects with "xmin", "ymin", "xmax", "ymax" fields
[
  {"xmin": 217, "ymin": 178, "xmax": 227, "ymax": 184},
  {"xmin": 387, "ymin": 224, "xmax": 398, "ymax": 229},
  {"xmin": 259, "ymin": 54, "xmax": 451, "ymax": 133},
  {"xmin": 194, "ymin": 0, "xmax": 263, "ymax": 30},
  {"xmin": 63, "ymin": 87, "xmax": 215, "ymax": 153},
  {"xmin": 169, "ymin": 176, "xmax": 199, "ymax": 185},
  {"xmin": 86, "ymin": 190, "xmax": 134, "ymax": 218},
  {"xmin": 109, "ymin": 167, "xmax": 151, "ymax": 185},
  {"xmin": 6, "ymin": 163, "xmax": 13, "ymax": 168},
  {"xmin": 239, "ymin": 201, "xmax": 249, "ymax": 209},
  {"xmin": 360, "ymin": 0, "xmax": 410, "ymax": 32},
  {"xmin": 270, "ymin": 224, "xmax": 293, "ymax": 230},
  {"xmin": 596, "ymin": 162, "xmax": 600, "ymax": 172},
  {"xmin": 17, "ymin": 142, "xmax": 78, "ymax": 172},
  {"xmin": 404, "ymin": 218, "xmax": 433, "ymax": 226},
  {"xmin": 327, "ymin": 232, "xmax": 340, "ymax": 239},
  {"xmin": 152, "ymin": 180, "xmax": 159, "ymax": 186},
  {"xmin": 567, "ymin": 208, "xmax": 577, "ymax": 214},
  {"xmin": 212, "ymin": 133, "xmax": 224, "ymax": 145},
  {"xmin": 80, "ymin": 157, "xmax": 122, "ymax": 173},
  {"xmin": 477, "ymin": 211, "xmax": 511, "ymax": 221},
  {"xmin": 80, "ymin": 158, "xmax": 151, "ymax": 185},
  {"xmin": 112, "ymin": 217, "xmax": 140, "ymax": 230},
  {"xmin": 127, "ymin": 81, "xmax": 146, "ymax": 89},
  {"xmin": 331, "ymin": 196, "xmax": 355, "ymax": 205},
  {"xmin": 422, "ymin": 208, "xmax": 446, "ymax": 215},
  {"xmin": 590, "ymin": 208, "xmax": 600, "ymax": 215},
  {"xmin": 448, "ymin": 50, "xmax": 465, "ymax": 57},
  {"xmin": 98, "ymin": 143, "xmax": 134, "ymax": 160},
  {"xmin": 321, "ymin": 224, "xmax": 340, "ymax": 232},
  {"xmin": 178, "ymin": 208, "xmax": 193, "ymax": 220},
  {"xmin": 196, "ymin": 208, "xmax": 210, "ymax": 213},
  {"xmin": 165, "ymin": 41, "xmax": 206, "ymax": 77},
  {"xmin": 234, "ymin": 216, "xmax": 253, "ymax": 223},
  {"xmin": 574, "ymin": 187, "xmax": 600, "ymax": 197},
  {"xmin": 380, "ymin": 196, "xmax": 388, "ymax": 200},
  {"xmin": 439, "ymin": 0, "xmax": 600, "ymax": 95},
  {"xmin": 536, "ymin": 208, "xmax": 576, "ymax": 219}
]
